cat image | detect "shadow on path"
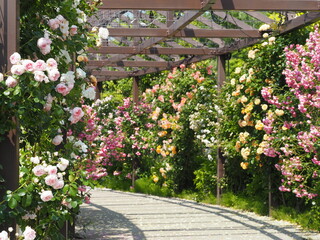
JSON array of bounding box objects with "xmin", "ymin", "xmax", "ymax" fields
[
  {"xmin": 76, "ymin": 202, "xmax": 146, "ymax": 240},
  {"xmin": 109, "ymin": 190, "xmax": 313, "ymax": 240}
]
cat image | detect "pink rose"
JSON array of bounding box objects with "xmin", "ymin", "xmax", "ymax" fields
[
  {"xmin": 11, "ymin": 65, "xmax": 25, "ymax": 75},
  {"xmin": 43, "ymin": 103, "xmax": 52, "ymax": 112},
  {"xmin": 53, "ymin": 179, "xmax": 64, "ymax": 189},
  {"xmin": 46, "ymin": 165, "xmax": 58, "ymax": 175},
  {"xmin": 46, "ymin": 58, "xmax": 58, "ymax": 69},
  {"xmin": 34, "ymin": 60, "xmax": 47, "ymax": 71},
  {"xmin": 34, "ymin": 71, "xmax": 48, "ymax": 82},
  {"xmin": 48, "ymin": 18, "xmax": 60, "ymax": 30},
  {"xmin": 56, "ymin": 15, "xmax": 65, "ymax": 23},
  {"xmin": 45, "ymin": 174, "xmax": 58, "ymax": 186},
  {"xmin": 40, "ymin": 190, "xmax": 53, "ymax": 202},
  {"xmin": 40, "ymin": 45, "xmax": 51, "ymax": 55},
  {"xmin": 52, "ymin": 135, "xmax": 63, "ymax": 145},
  {"xmin": 37, "ymin": 37, "xmax": 49, "ymax": 49},
  {"xmin": 5, "ymin": 76, "xmax": 18, "ymax": 88},
  {"xmin": 68, "ymin": 107, "xmax": 84, "ymax": 124},
  {"xmin": 23, "ymin": 226, "xmax": 36, "ymax": 240},
  {"xmin": 55, "ymin": 83, "xmax": 70, "ymax": 96},
  {"xmin": 48, "ymin": 69, "xmax": 60, "ymax": 81},
  {"xmin": 32, "ymin": 165, "xmax": 46, "ymax": 177},
  {"xmin": 22, "ymin": 60, "xmax": 35, "ymax": 72},
  {"xmin": 70, "ymin": 25, "xmax": 78, "ymax": 36},
  {"xmin": 9, "ymin": 52, "xmax": 21, "ymax": 64}
]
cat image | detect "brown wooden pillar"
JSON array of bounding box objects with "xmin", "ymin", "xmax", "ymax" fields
[
  {"xmin": 216, "ymin": 55, "xmax": 227, "ymax": 204},
  {"xmin": 131, "ymin": 76, "xmax": 140, "ymax": 187},
  {"xmin": 132, "ymin": 76, "xmax": 140, "ymax": 104},
  {"xmin": 0, "ymin": 0, "xmax": 20, "ymax": 236}
]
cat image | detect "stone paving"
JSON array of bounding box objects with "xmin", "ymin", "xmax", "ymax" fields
[{"xmin": 75, "ymin": 189, "xmax": 320, "ymax": 240}]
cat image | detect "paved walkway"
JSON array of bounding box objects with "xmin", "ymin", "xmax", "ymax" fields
[{"xmin": 75, "ymin": 189, "xmax": 320, "ymax": 240}]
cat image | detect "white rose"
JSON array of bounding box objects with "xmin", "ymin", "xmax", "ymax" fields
[
  {"xmin": 98, "ymin": 27, "xmax": 109, "ymax": 40},
  {"xmin": 82, "ymin": 87, "xmax": 96, "ymax": 100}
]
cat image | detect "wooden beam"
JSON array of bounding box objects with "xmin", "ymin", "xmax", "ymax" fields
[
  {"xmin": 105, "ymin": 0, "xmax": 216, "ymax": 63},
  {"xmin": 88, "ymin": 60, "xmax": 173, "ymax": 68},
  {"xmin": 107, "ymin": 28, "xmax": 261, "ymax": 38},
  {"xmin": 89, "ymin": 46, "xmax": 220, "ymax": 55},
  {"xmin": 100, "ymin": 0, "xmax": 320, "ymax": 11}
]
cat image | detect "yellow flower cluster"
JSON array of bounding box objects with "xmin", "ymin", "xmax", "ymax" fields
[{"xmin": 156, "ymin": 143, "xmax": 177, "ymax": 157}]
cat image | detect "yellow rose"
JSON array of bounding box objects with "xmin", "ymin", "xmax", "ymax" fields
[
  {"xmin": 153, "ymin": 176, "xmax": 159, "ymax": 183},
  {"xmin": 241, "ymin": 147, "xmax": 250, "ymax": 160},
  {"xmin": 240, "ymin": 96, "xmax": 248, "ymax": 103},
  {"xmin": 240, "ymin": 162, "xmax": 249, "ymax": 170},
  {"xmin": 275, "ymin": 109, "xmax": 284, "ymax": 116},
  {"xmin": 261, "ymin": 104, "xmax": 268, "ymax": 111},
  {"xmin": 257, "ymin": 147, "xmax": 264, "ymax": 155},
  {"xmin": 235, "ymin": 141, "xmax": 241, "ymax": 152},
  {"xmin": 255, "ymin": 120, "xmax": 264, "ymax": 130},
  {"xmin": 254, "ymin": 98, "xmax": 261, "ymax": 105}
]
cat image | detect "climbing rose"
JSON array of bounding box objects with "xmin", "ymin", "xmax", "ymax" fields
[
  {"xmin": 45, "ymin": 174, "xmax": 58, "ymax": 186},
  {"xmin": 40, "ymin": 190, "xmax": 53, "ymax": 202},
  {"xmin": 98, "ymin": 27, "xmax": 109, "ymax": 39},
  {"xmin": 22, "ymin": 60, "xmax": 35, "ymax": 72},
  {"xmin": 46, "ymin": 58, "xmax": 58, "ymax": 69},
  {"xmin": 9, "ymin": 52, "xmax": 21, "ymax": 65},
  {"xmin": 11, "ymin": 65, "xmax": 25, "ymax": 75},
  {"xmin": 55, "ymin": 83, "xmax": 70, "ymax": 96},
  {"xmin": 5, "ymin": 76, "xmax": 18, "ymax": 88},
  {"xmin": 47, "ymin": 69, "xmax": 60, "ymax": 81},
  {"xmin": 0, "ymin": 230, "xmax": 9, "ymax": 240},
  {"xmin": 70, "ymin": 25, "xmax": 78, "ymax": 36},
  {"xmin": 68, "ymin": 107, "xmax": 84, "ymax": 124},
  {"xmin": 32, "ymin": 165, "xmax": 46, "ymax": 177},
  {"xmin": 34, "ymin": 60, "xmax": 47, "ymax": 71},
  {"xmin": 23, "ymin": 226, "xmax": 36, "ymax": 240},
  {"xmin": 52, "ymin": 135, "xmax": 63, "ymax": 145},
  {"xmin": 34, "ymin": 71, "xmax": 48, "ymax": 83}
]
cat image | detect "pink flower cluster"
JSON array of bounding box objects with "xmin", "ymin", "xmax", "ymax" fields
[
  {"xmin": 7, "ymin": 53, "xmax": 60, "ymax": 87},
  {"xmin": 68, "ymin": 107, "xmax": 84, "ymax": 124},
  {"xmin": 48, "ymin": 15, "xmax": 78, "ymax": 39}
]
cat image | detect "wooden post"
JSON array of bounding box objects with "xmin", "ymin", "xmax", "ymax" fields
[
  {"xmin": 0, "ymin": 0, "xmax": 20, "ymax": 237},
  {"xmin": 216, "ymin": 55, "xmax": 226, "ymax": 204},
  {"xmin": 131, "ymin": 76, "xmax": 140, "ymax": 187}
]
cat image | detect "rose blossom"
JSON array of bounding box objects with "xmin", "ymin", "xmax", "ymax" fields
[
  {"xmin": 23, "ymin": 226, "xmax": 36, "ymax": 240},
  {"xmin": 57, "ymin": 158, "xmax": 69, "ymax": 171},
  {"xmin": 22, "ymin": 60, "xmax": 35, "ymax": 72},
  {"xmin": 46, "ymin": 165, "xmax": 58, "ymax": 175},
  {"xmin": 55, "ymin": 83, "xmax": 70, "ymax": 96},
  {"xmin": 98, "ymin": 27, "xmax": 109, "ymax": 39},
  {"xmin": 68, "ymin": 107, "xmax": 84, "ymax": 124},
  {"xmin": 52, "ymin": 135, "xmax": 63, "ymax": 146},
  {"xmin": 9, "ymin": 52, "xmax": 21, "ymax": 65},
  {"xmin": 46, "ymin": 58, "xmax": 58, "ymax": 69},
  {"xmin": 11, "ymin": 65, "xmax": 25, "ymax": 75},
  {"xmin": 5, "ymin": 76, "xmax": 18, "ymax": 88},
  {"xmin": 45, "ymin": 174, "xmax": 58, "ymax": 186},
  {"xmin": 70, "ymin": 25, "xmax": 78, "ymax": 36},
  {"xmin": 30, "ymin": 156, "xmax": 40, "ymax": 164},
  {"xmin": 0, "ymin": 230, "xmax": 9, "ymax": 240},
  {"xmin": 53, "ymin": 179, "xmax": 64, "ymax": 189},
  {"xmin": 40, "ymin": 190, "xmax": 53, "ymax": 202},
  {"xmin": 32, "ymin": 165, "xmax": 46, "ymax": 177},
  {"xmin": 34, "ymin": 60, "xmax": 47, "ymax": 71},
  {"xmin": 34, "ymin": 71, "xmax": 49, "ymax": 83},
  {"xmin": 48, "ymin": 18, "xmax": 60, "ymax": 30},
  {"xmin": 0, "ymin": 73, "xmax": 3, "ymax": 82},
  {"xmin": 47, "ymin": 69, "xmax": 60, "ymax": 81}
]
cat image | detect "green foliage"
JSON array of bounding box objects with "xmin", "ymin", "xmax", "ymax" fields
[{"xmin": 134, "ymin": 177, "xmax": 172, "ymax": 197}]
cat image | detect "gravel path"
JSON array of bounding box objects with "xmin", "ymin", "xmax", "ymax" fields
[{"xmin": 75, "ymin": 189, "xmax": 320, "ymax": 240}]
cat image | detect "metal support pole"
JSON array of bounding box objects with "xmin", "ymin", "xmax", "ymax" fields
[
  {"xmin": 0, "ymin": 0, "xmax": 19, "ymax": 237},
  {"xmin": 216, "ymin": 55, "xmax": 226, "ymax": 204}
]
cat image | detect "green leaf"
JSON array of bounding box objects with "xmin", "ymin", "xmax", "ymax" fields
[
  {"xmin": 22, "ymin": 194, "xmax": 32, "ymax": 208},
  {"xmin": 71, "ymin": 201, "xmax": 78, "ymax": 208},
  {"xmin": 34, "ymin": 98, "xmax": 39, "ymax": 103},
  {"xmin": 17, "ymin": 190, "xmax": 26, "ymax": 197},
  {"xmin": 8, "ymin": 198, "xmax": 17, "ymax": 209},
  {"xmin": 68, "ymin": 175, "xmax": 75, "ymax": 182}
]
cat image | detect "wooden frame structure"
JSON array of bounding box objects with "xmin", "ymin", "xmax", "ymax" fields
[{"xmin": 88, "ymin": 0, "xmax": 320, "ymax": 81}]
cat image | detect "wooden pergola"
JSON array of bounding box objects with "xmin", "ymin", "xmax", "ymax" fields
[{"xmin": 87, "ymin": 0, "xmax": 320, "ymax": 82}]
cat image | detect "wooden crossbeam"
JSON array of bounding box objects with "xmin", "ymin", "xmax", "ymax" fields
[
  {"xmin": 89, "ymin": 46, "xmax": 219, "ymax": 55},
  {"xmin": 88, "ymin": 60, "xmax": 172, "ymax": 68},
  {"xmin": 100, "ymin": 0, "xmax": 320, "ymax": 11},
  {"xmin": 105, "ymin": 0, "xmax": 216, "ymax": 63},
  {"xmin": 107, "ymin": 28, "xmax": 261, "ymax": 38}
]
